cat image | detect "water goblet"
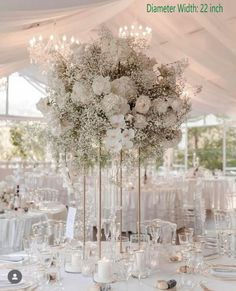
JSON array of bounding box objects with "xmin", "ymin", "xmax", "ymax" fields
[
  {"xmin": 23, "ymin": 236, "xmax": 32, "ymax": 259},
  {"xmin": 179, "ymin": 232, "xmax": 193, "ymax": 262},
  {"xmin": 150, "ymin": 224, "xmax": 161, "ymax": 245},
  {"xmin": 120, "ymin": 257, "xmax": 134, "ymax": 290}
]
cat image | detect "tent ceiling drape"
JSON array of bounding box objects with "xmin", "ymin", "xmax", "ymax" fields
[{"xmin": 0, "ymin": 0, "xmax": 236, "ymax": 115}]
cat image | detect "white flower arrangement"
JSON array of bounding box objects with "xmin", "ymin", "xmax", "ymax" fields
[
  {"xmin": 36, "ymin": 27, "xmax": 197, "ymax": 168},
  {"xmin": 0, "ymin": 180, "xmax": 15, "ymax": 206}
]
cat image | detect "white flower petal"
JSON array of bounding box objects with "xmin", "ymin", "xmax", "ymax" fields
[
  {"xmin": 92, "ymin": 75, "xmax": 111, "ymax": 95},
  {"xmin": 135, "ymin": 95, "xmax": 151, "ymax": 114}
]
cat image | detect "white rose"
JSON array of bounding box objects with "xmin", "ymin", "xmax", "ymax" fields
[
  {"xmin": 152, "ymin": 99, "xmax": 169, "ymax": 114},
  {"xmin": 140, "ymin": 70, "xmax": 157, "ymax": 89},
  {"xmin": 71, "ymin": 82, "xmax": 91, "ymax": 105},
  {"xmin": 122, "ymin": 129, "xmax": 135, "ymax": 140},
  {"xmin": 106, "ymin": 128, "xmax": 122, "ymax": 140},
  {"xmin": 92, "ymin": 76, "xmax": 111, "ymax": 95},
  {"xmin": 135, "ymin": 95, "xmax": 151, "ymax": 114},
  {"xmin": 102, "ymin": 93, "xmax": 129, "ymax": 116},
  {"xmin": 110, "ymin": 114, "xmax": 125, "ymax": 129},
  {"xmin": 111, "ymin": 77, "xmax": 137, "ymax": 101},
  {"xmin": 134, "ymin": 114, "xmax": 147, "ymax": 129}
]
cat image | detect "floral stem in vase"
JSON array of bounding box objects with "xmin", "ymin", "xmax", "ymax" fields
[
  {"xmin": 137, "ymin": 148, "xmax": 141, "ymax": 249},
  {"xmin": 119, "ymin": 150, "xmax": 123, "ymax": 253},
  {"xmin": 83, "ymin": 167, "xmax": 86, "ymax": 260},
  {"xmin": 98, "ymin": 143, "xmax": 102, "ymax": 259}
]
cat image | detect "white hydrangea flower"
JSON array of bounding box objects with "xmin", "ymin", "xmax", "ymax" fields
[
  {"xmin": 92, "ymin": 75, "xmax": 111, "ymax": 95},
  {"xmin": 135, "ymin": 95, "xmax": 151, "ymax": 114},
  {"xmin": 110, "ymin": 114, "xmax": 125, "ymax": 129},
  {"xmin": 152, "ymin": 99, "xmax": 169, "ymax": 114},
  {"xmin": 107, "ymin": 128, "xmax": 122, "ymax": 138},
  {"xmin": 122, "ymin": 128, "xmax": 135, "ymax": 140},
  {"xmin": 111, "ymin": 76, "xmax": 136, "ymax": 101},
  {"xmin": 71, "ymin": 82, "xmax": 91, "ymax": 105},
  {"xmin": 102, "ymin": 93, "xmax": 129, "ymax": 116},
  {"xmin": 134, "ymin": 114, "xmax": 147, "ymax": 129}
]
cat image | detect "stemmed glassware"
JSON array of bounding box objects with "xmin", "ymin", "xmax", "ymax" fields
[
  {"xmin": 102, "ymin": 219, "xmax": 112, "ymax": 242},
  {"xmin": 178, "ymin": 229, "xmax": 194, "ymax": 263},
  {"xmin": 23, "ymin": 236, "xmax": 33, "ymax": 262},
  {"xmin": 150, "ymin": 224, "xmax": 161, "ymax": 246},
  {"xmin": 120, "ymin": 256, "xmax": 134, "ymax": 290}
]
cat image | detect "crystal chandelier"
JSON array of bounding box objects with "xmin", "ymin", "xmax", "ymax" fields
[
  {"xmin": 0, "ymin": 77, "xmax": 7, "ymax": 92},
  {"xmin": 118, "ymin": 23, "xmax": 152, "ymax": 48},
  {"xmin": 28, "ymin": 34, "xmax": 79, "ymax": 65}
]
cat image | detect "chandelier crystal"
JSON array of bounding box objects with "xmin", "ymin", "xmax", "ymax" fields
[
  {"xmin": 118, "ymin": 23, "xmax": 152, "ymax": 48},
  {"xmin": 0, "ymin": 77, "xmax": 7, "ymax": 92},
  {"xmin": 28, "ymin": 34, "xmax": 79, "ymax": 66}
]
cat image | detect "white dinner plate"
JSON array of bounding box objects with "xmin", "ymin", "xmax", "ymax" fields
[{"xmin": 205, "ymin": 264, "xmax": 236, "ymax": 281}]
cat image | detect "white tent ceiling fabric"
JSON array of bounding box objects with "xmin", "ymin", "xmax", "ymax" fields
[{"xmin": 0, "ymin": 0, "xmax": 236, "ymax": 115}]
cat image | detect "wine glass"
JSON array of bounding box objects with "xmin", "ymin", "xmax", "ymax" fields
[
  {"xmin": 150, "ymin": 224, "xmax": 160, "ymax": 245},
  {"xmin": 120, "ymin": 257, "xmax": 134, "ymax": 290},
  {"xmin": 178, "ymin": 232, "xmax": 193, "ymax": 262},
  {"xmin": 102, "ymin": 219, "xmax": 111, "ymax": 241},
  {"xmin": 23, "ymin": 236, "xmax": 32, "ymax": 259}
]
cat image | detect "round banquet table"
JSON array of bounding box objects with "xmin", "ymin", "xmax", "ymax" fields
[
  {"xmin": 0, "ymin": 210, "xmax": 47, "ymax": 254},
  {"xmin": 60, "ymin": 256, "xmax": 236, "ymax": 291},
  {"xmin": 38, "ymin": 201, "xmax": 67, "ymax": 221},
  {"xmin": 121, "ymin": 185, "xmax": 183, "ymax": 232},
  {"xmin": 202, "ymin": 178, "xmax": 235, "ymax": 210}
]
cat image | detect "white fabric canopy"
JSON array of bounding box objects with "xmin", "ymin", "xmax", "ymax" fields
[{"xmin": 0, "ymin": 0, "xmax": 236, "ymax": 115}]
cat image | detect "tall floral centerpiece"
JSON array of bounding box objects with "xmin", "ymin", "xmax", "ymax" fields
[{"xmin": 35, "ymin": 27, "xmax": 197, "ymax": 255}]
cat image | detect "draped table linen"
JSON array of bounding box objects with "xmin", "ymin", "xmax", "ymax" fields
[{"xmin": 0, "ymin": 211, "xmax": 47, "ymax": 254}]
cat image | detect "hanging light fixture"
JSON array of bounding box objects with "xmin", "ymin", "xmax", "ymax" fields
[
  {"xmin": 0, "ymin": 77, "xmax": 7, "ymax": 92},
  {"xmin": 118, "ymin": 23, "xmax": 152, "ymax": 48},
  {"xmin": 28, "ymin": 33, "xmax": 79, "ymax": 65}
]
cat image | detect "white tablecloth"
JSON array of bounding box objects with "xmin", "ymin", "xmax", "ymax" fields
[
  {"xmin": 61, "ymin": 256, "xmax": 236, "ymax": 291},
  {"xmin": 38, "ymin": 201, "xmax": 67, "ymax": 221},
  {"xmin": 0, "ymin": 211, "xmax": 47, "ymax": 254},
  {"xmin": 203, "ymin": 178, "xmax": 235, "ymax": 210},
  {"xmin": 121, "ymin": 186, "xmax": 183, "ymax": 232}
]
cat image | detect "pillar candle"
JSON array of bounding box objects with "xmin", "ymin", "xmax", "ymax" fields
[
  {"xmin": 97, "ymin": 257, "xmax": 112, "ymax": 282},
  {"xmin": 71, "ymin": 253, "xmax": 81, "ymax": 268},
  {"xmin": 135, "ymin": 250, "xmax": 145, "ymax": 272}
]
